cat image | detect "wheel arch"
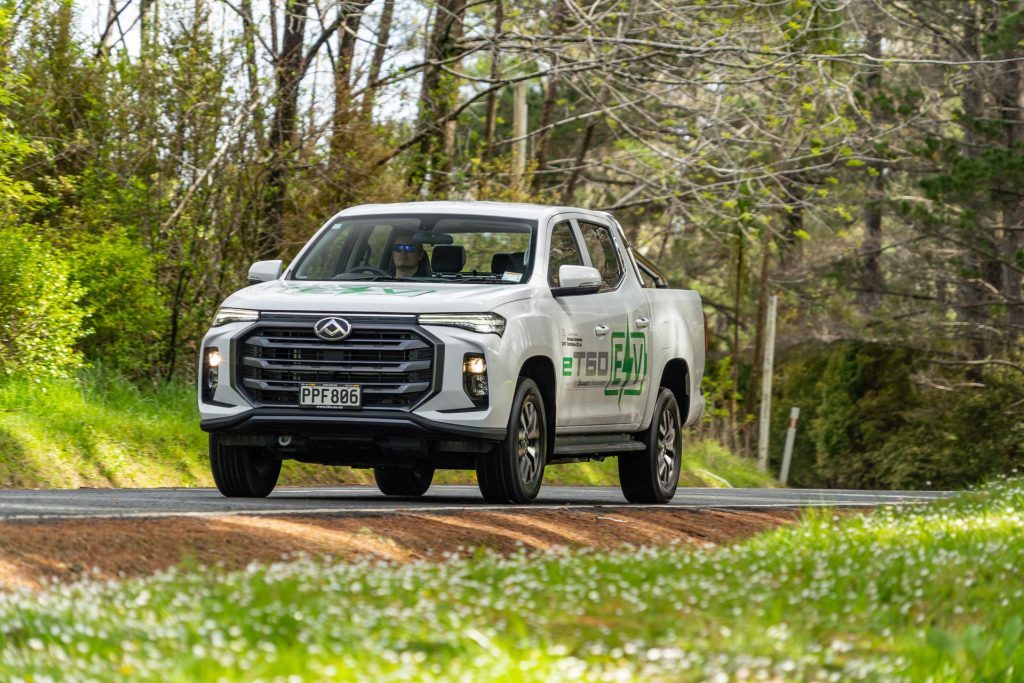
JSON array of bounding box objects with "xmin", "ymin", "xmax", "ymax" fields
[
  {"xmin": 519, "ymin": 355, "xmax": 557, "ymax": 456},
  {"xmin": 659, "ymin": 358, "xmax": 690, "ymax": 420}
]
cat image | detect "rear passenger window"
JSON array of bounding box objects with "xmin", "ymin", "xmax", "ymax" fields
[
  {"xmin": 548, "ymin": 221, "xmax": 583, "ymax": 286},
  {"xmin": 578, "ymin": 221, "xmax": 623, "ymax": 289}
]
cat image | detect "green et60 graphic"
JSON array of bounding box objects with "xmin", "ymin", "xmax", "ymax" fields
[{"xmin": 562, "ymin": 325, "xmax": 647, "ymax": 404}]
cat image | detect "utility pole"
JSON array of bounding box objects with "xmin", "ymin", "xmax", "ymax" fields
[
  {"xmin": 779, "ymin": 406, "xmax": 800, "ymax": 485},
  {"xmin": 756, "ymin": 294, "xmax": 778, "ymax": 472},
  {"xmin": 512, "ymin": 80, "xmax": 528, "ymax": 191}
]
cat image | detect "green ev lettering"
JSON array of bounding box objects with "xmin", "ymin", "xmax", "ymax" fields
[{"xmin": 605, "ymin": 330, "xmax": 647, "ymax": 402}]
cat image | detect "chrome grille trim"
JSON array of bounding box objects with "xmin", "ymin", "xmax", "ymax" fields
[{"xmin": 235, "ymin": 320, "xmax": 437, "ymax": 410}]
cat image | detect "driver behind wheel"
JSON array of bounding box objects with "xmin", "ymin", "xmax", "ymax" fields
[{"xmin": 390, "ymin": 233, "xmax": 431, "ymax": 277}]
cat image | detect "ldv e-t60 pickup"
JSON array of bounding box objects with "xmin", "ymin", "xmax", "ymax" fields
[{"xmin": 198, "ymin": 201, "xmax": 706, "ymax": 503}]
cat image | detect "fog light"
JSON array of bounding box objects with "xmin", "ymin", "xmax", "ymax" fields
[
  {"xmin": 202, "ymin": 347, "xmax": 220, "ymax": 401},
  {"xmin": 464, "ymin": 355, "xmax": 486, "ymax": 375},
  {"xmin": 462, "ymin": 353, "xmax": 488, "ymax": 405}
]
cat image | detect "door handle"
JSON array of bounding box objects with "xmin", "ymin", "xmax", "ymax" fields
[
  {"xmin": 594, "ymin": 325, "xmax": 610, "ymax": 337},
  {"xmin": 634, "ymin": 317, "xmax": 650, "ymax": 329}
]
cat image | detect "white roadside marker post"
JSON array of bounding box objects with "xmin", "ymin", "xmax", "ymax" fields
[
  {"xmin": 756, "ymin": 294, "xmax": 778, "ymax": 472},
  {"xmin": 779, "ymin": 406, "xmax": 800, "ymax": 485}
]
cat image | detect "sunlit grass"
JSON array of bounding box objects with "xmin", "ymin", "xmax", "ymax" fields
[
  {"xmin": 0, "ymin": 370, "xmax": 769, "ymax": 489},
  {"xmin": 0, "ymin": 367, "xmax": 208, "ymax": 487},
  {"xmin": 2, "ymin": 478, "xmax": 1021, "ymax": 681}
]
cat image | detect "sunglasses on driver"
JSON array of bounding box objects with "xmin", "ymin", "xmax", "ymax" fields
[{"xmin": 392, "ymin": 243, "xmax": 421, "ymax": 253}]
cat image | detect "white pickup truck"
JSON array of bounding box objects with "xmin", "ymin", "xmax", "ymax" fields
[{"xmin": 198, "ymin": 201, "xmax": 706, "ymax": 503}]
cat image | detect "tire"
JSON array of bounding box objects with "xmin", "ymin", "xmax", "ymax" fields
[
  {"xmin": 209, "ymin": 434, "xmax": 281, "ymax": 498},
  {"xmin": 476, "ymin": 377, "xmax": 547, "ymax": 504},
  {"xmin": 373, "ymin": 464, "xmax": 434, "ymax": 497},
  {"xmin": 619, "ymin": 388, "xmax": 682, "ymax": 504}
]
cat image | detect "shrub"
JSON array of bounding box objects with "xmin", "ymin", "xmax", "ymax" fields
[
  {"xmin": 0, "ymin": 227, "xmax": 86, "ymax": 378},
  {"xmin": 66, "ymin": 231, "xmax": 168, "ymax": 379},
  {"xmin": 810, "ymin": 343, "xmax": 917, "ymax": 488},
  {"xmin": 872, "ymin": 376, "xmax": 1024, "ymax": 489},
  {"xmin": 770, "ymin": 342, "xmax": 1024, "ymax": 490}
]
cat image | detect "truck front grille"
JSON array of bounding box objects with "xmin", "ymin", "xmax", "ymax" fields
[{"xmin": 236, "ymin": 319, "xmax": 437, "ymax": 410}]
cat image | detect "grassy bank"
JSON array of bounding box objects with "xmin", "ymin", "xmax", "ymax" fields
[
  {"xmin": 0, "ymin": 370, "xmax": 773, "ymax": 489},
  {"xmin": 0, "ymin": 369, "xmax": 208, "ymax": 487},
  {"xmin": 2, "ymin": 480, "xmax": 1020, "ymax": 680}
]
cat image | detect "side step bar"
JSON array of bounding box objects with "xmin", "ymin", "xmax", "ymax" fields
[{"xmin": 549, "ymin": 435, "xmax": 645, "ymax": 464}]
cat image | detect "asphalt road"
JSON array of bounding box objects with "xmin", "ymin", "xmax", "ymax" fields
[{"xmin": 0, "ymin": 485, "xmax": 955, "ymax": 521}]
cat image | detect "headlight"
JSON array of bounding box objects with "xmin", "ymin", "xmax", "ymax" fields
[
  {"xmin": 211, "ymin": 307, "xmax": 259, "ymax": 327},
  {"xmin": 418, "ymin": 313, "xmax": 506, "ymax": 336}
]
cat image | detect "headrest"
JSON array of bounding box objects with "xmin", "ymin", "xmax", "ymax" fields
[
  {"xmin": 491, "ymin": 252, "xmax": 525, "ymax": 274},
  {"xmin": 491, "ymin": 252, "xmax": 513, "ymax": 273},
  {"xmin": 431, "ymin": 245, "xmax": 466, "ymax": 273}
]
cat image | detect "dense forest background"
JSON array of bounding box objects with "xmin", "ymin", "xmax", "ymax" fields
[{"xmin": 0, "ymin": 0, "xmax": 1021, "ymax": 488}]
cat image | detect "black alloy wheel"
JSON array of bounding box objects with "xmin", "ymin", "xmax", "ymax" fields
[
  {"xmin": 619, "ymin": 387, "xmax": 682, "ymax": 504},
  {"xmin": 373, "ymin": 464, "xmax": 435, "ymax": 496},
  {"xmin": 209, "ymin": 434, "xmax": 282, "ymax": 498},
  {"xmin": 476, "ymin": 377, "xmax": 547, "ymax": 504}
]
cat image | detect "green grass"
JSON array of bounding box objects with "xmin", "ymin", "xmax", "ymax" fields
[
  {"xmin": 2, "ymin": 479, "xmax": 1021, "ymax": 681},
  {"xmin": 0, "ymin": 367, "xmax": 209, "ymax": 487},
  {"xmin": 0, "ymin": 369, "xmax": 771, "ymax": 489}
]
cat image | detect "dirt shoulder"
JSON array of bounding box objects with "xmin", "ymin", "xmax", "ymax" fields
[{"xmin": 0, "ymin": 507, "xmax": 803, "ymax": 591}]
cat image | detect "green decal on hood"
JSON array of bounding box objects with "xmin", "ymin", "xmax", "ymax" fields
[{"xmin": 278, "ymin": 284, "xmax": 436, "ymax": 297}]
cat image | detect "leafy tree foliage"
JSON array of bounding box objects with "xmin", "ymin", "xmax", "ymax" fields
[
  {"xmin": 66, "ymin": 232, "xmax": 166, "ymax": 380},
  {"xmin": 0, "ymin": 0, "xmax": 1019, "ymax": 485},
  {"xmin": 0, "ymin": 228, "xmax": 86, "ymax": 378}
]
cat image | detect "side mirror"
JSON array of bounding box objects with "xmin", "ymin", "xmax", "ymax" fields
[
  {"xmin": 248, "ymin": 260, "xmax": 284, "ymax": 285},
  {"xmin": 552, "ymin": 265, "xmax": 603, "ymax": 297}
]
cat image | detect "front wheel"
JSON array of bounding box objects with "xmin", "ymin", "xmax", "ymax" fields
[
  {"xmin": 476, "ymin": 377, "xmax": 547, "ymax": 504},
  {"xmin": 618, "ymin": 388, "xmax": 682, "ymax": 503},
  {"xmin": 209, "ymin": 434, "xmax": 281, "ymax": 498},
  {"xmin": 373, "ymin": 465, "xmax": 434, "ymax": 496}
]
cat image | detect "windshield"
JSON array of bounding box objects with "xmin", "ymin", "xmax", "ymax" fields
[{"xmin": 290, "ymin": 214, "xmax": 536, "ymax": 284}]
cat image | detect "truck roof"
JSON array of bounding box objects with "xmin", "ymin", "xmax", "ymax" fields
[{"xmin": 335, "ymin": 201, "xmax": 613, "ymax": 224}]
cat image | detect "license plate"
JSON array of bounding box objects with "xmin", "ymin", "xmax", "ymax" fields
[{"xmin": 299, "ymin": 383, "xmax": 361, "ymax": 409}]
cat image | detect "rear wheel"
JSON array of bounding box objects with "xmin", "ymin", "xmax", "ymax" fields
[
  {"xmin": 209, "ymin": 434, "xmax": 281, "ymax": 498},
  {"xmin": 373, "ymin": 464, "xmax": 434, "ymax": 496},
  {"xmin": 476, "ymin": 377, "xmax": 547, "ymax": 504},
  {"xmin": 619, "ymin": 388, "xmax": 682, "ymax": 503}
]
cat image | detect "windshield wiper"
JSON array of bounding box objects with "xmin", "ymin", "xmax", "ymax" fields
[
  {"xmin": 331, "ymin": 274, "xmax": 422, "ymax": 282},
  {"xmin": 432, "ymin": 274, "xmax": 519, "ymax": 284}
]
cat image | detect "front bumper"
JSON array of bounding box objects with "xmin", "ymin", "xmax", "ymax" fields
[
  {"xmin": 200, "ymin": 407, "xmax": 506, "ymax": 441},
  {"xmin": 198, "ymin": 315, "xmax": 518, "ymax": 438}
]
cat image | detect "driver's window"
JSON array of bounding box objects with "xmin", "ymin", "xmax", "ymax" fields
[{"xmin": 548, "ymin": 221, "xmax": 583, "ymax": 286}]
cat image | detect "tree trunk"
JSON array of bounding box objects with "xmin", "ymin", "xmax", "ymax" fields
[
  {"xmin": 730, "ymin": 228, "xmax": 744, "ymax": 453},
  {"xmin": 361, "ymin": 0, "xmax": 394, "ymax": 119},
  {"xmin": 998, "ymin": 30, "xmax": 1024, "ymax": 345},
  {"xmin": 409, "ymin": 0, "xmax": 467, "ymax": 197},
  {"xmin": 240, "ymin": 0, "xmax": 266, "ymax": 149},
  {"xmin": 330, "ymin": 2, "xmax": 370, "ymax": 166},
  {"xmin": 560, "ymin": 0, "xmax": 637, "ymax": 203},
  {"xmin": 263, "ymin": 0, "xmax": 310, "ymax": 259},
  {"xmin": 744, "ymin": 220, "xmax": 773, "ymax": 434},
  {"xmin": 957, "ymin": 1, "xmax": 994, "ymax": 366},
  {"xmin": 858, "ymin": 6, "xmax": 885, "ymax": 312},
  {"xmin": 532, "ymin": 1, "xmax": 567, "ymax": 191},
  {"xmin": 481, "ymin": 0, "xmax": 503, "ymax": 166},
  {"xmin": 560, "ymin": 120, "xmax": 595, "ymax": 204}
]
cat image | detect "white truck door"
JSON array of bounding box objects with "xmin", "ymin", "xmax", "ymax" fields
[
  {"xmin": 576, "ymin": 218, "xmax": 653, "ymax": 428},
  {"xmin": 545, "ymin": 218, "xmax": 616, "ymax": 427}
]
